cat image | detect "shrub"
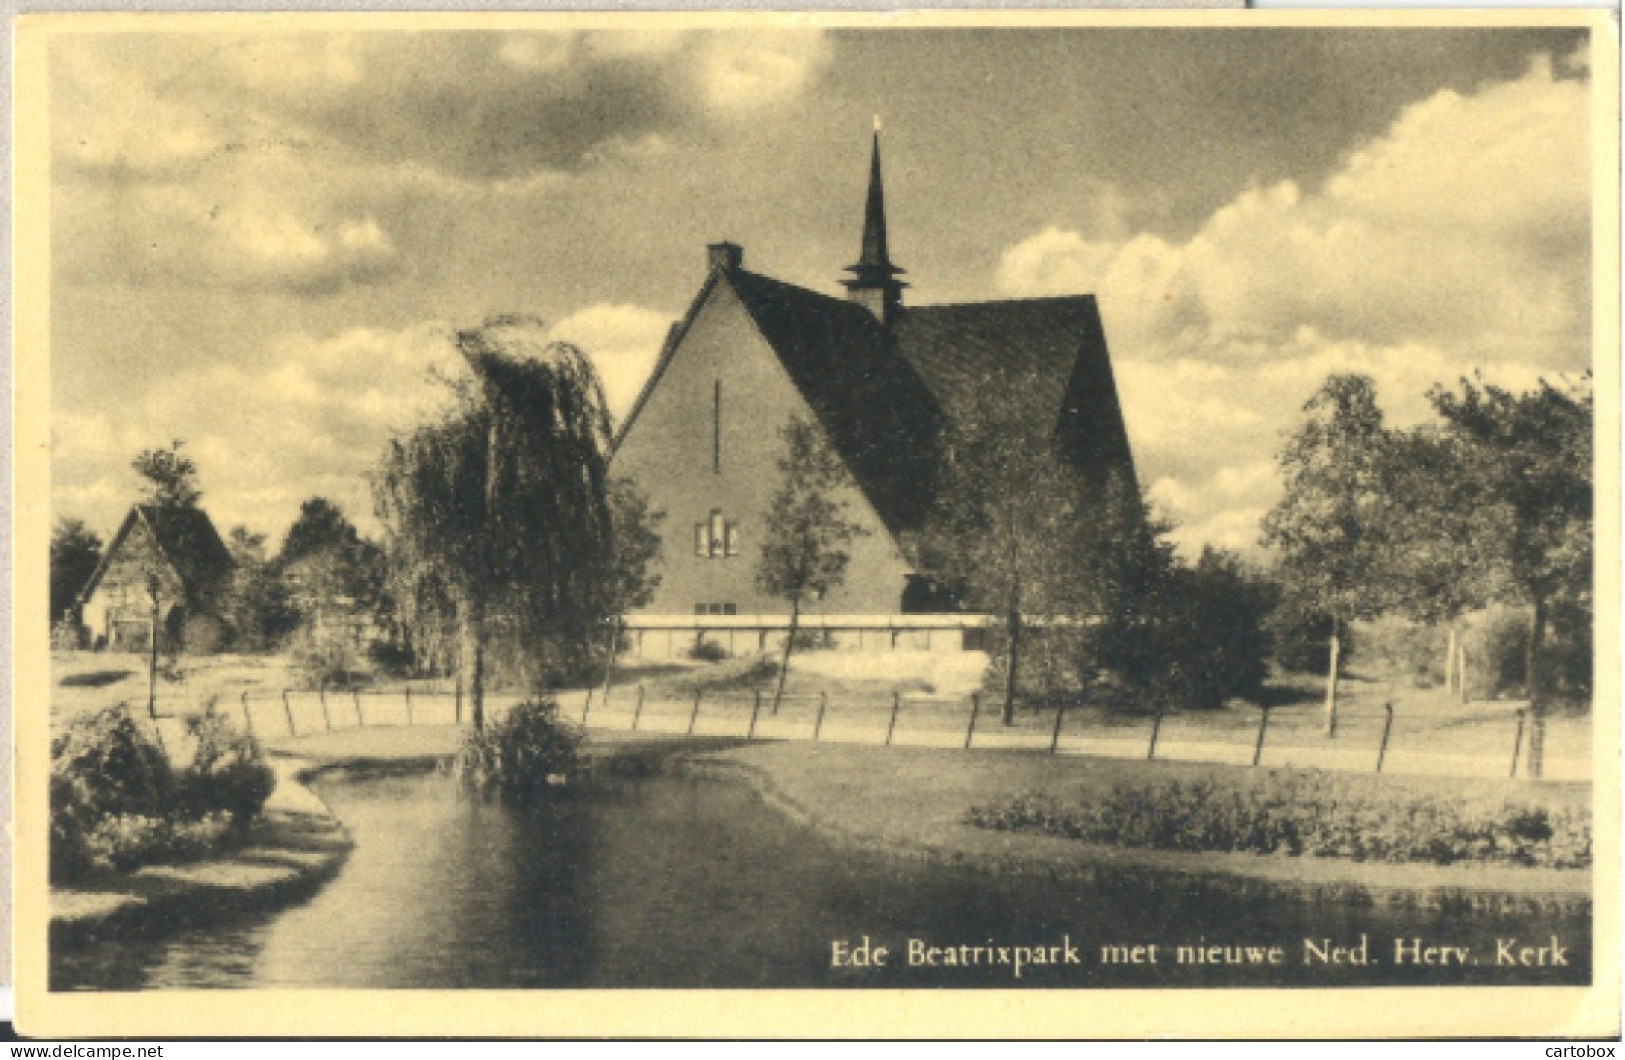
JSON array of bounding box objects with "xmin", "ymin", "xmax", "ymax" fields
[
  {"xmin": 1356, "ymin": 614, "xmax": 1449, "ymax": 689},
  {"xmin": 1268, "ymin": 597, "xmax": 1350, "ymax": 675},
  {"xmin": 966, "ymin": 769, "xmax": 1590, "ymax": 869},
  {"xmin": 688, "ymin": 638, "xmax": 728, "ymax": 663},
  {"xmin": 51, "ymin": 706, "xmax": 173, "ymax": 822},
  {"xmin": 981, "ymin": 624, "xmax": 1086, "ymax": 712},
  {"xmin": 175, "ymin": 710, "xmax": 275, "ymax": 827},
  {"xmin": 1154, "ymin": 549, "xmax": 1273, "ymax": 710},
  {"xmin": 789, "ymin": 628, "xmax": 833, "ymax": 652},
  {"xmin": 1471, "ymin": 607, "xmax": 1531, "ymax": 698},
  {"xmin": 455, "ymin": 697, "xmax": 584, "ymax": 803}
]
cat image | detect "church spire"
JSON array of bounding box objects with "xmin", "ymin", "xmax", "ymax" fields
[{"xmin": 843, "ymin": 125, "xmax": 906, "ymax": 325}]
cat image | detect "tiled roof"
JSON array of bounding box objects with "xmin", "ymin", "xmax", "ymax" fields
[
  {"xmin": 893, "ymin": 295, "xmax": 1137, "ymax": 488},
  {"xmin": 81, "ymin": 505, "xmax": 236, "ymax": 608},
  {"xmin": 614, "ymin": 264, "xmax": 1137, "ymax": 544}
]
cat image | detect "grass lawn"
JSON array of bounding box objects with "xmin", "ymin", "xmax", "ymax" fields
[{"xmin": 54, "ymin": 644, "xmax": 1591, "ymax": 774}]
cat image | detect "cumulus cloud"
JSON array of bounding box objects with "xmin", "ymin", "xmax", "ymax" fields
[
  {"xmin": 53, "ymin": 321, "xmax": 463, "ymax": 542},
  {"xmin": 51, "ymin": 29, "xmax": 831, "ymax": 296},
  {"xmin": 997, "ymin": 54, "xmax": 1590, "ymax": 557},
  {"xmin": 544, "ymin": 304, "xmax": 674, "ymax": 424},
  {"xmin": 51, "ymin": 305, "xmax": 676, "ymax": 544},
  {"xmin": 700, "ymin": 31, "xmax": 833, "ymax": 114}
]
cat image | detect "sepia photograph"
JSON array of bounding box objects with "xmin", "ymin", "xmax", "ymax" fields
[{"xmin": 11, "ymin": 10, "xmax": 1619, "ymax": 1038}]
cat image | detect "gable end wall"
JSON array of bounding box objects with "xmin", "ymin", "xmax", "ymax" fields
[{"xmin": 611, "ymin": 279, "xmax": 915, "ymax": 617}]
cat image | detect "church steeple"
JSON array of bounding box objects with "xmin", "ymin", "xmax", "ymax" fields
[{"xmin": 843, "ymin": 127, "xmax": 907, "ymax": 325}]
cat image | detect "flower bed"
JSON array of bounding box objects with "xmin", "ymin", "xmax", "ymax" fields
[{"xmin": 966, "ymin": 768, "xmax": 1590, "ymax": 869}]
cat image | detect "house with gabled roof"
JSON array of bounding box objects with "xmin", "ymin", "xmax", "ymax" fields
[
  {"xmin": 610, "ymin": 134, "xmax": 1136, "ymax": 644},
  {"xmin": 77, "ymin": 504, "xmax": 235, "ymax": 652}
]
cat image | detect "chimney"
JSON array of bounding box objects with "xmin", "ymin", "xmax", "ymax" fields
[{"xmin": 708, "ymin": 241, "xmax": 743, "ymax": 273}]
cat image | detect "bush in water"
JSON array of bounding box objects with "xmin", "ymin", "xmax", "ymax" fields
[{"xmin": 456, "ymin": 697, "xmax": 585, "ymax": 802}]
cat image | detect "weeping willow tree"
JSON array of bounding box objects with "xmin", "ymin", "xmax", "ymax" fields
[{"xmin": 374, "ymin": 315, "xmax": 617, "ymax": 730}]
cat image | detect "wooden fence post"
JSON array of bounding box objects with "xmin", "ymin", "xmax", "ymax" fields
[
  {"xmin": 747, "ymin": 689, "xmax": 763, "ymax": 739},
  {"xmin": 281, "ymin": 690, "xmax": 297, "ymax": 738},
  {"xmin": 454, "ymin": 678, "xmax": 463, "ymax": 725},
  {"xmin": 1375, "ymin": 703, "xmax": 1395, "ymax": 773},
  {"xmin": 353, "ymin": 689, "xmax": 364, "ymax": 727},
  {"xmin": 404, "ymin": 684, "xmax": 413, "ymax": 727},
  {"xmin": 687, "ymin": 689, "xmax": 702, "ymax": 736},
  {"xmin": 1510, "ymin": 709, "xmax": 1527, "ymax": 779},
  {"xmin": 1251, "ymin": 706, "xmax": 1270, "ymax": 767},
  {"xmin": 240, "ymin": 691, "xmax": 255, "ymax": 739},
  {"xmin": 885, "ymin": 692, "xmax": 901, "ymax": 746},
  {"xmin": 965, "ymin": 693, "xmax": 981, "ymax": 750},
  {"xmin": 812, "ymin": 691, "xmax": 828, "ymax": 742},
  {"xmin": 1147, "ymin": 706, "xmax": 1164, "ymax": 761},
  {"xmin": 1049, "ymin": 703, "xmax": 1067, "ymax": 755},
  {"xmin": 631, "ymin": 685, "xmax": 646, "ymax": 732}
]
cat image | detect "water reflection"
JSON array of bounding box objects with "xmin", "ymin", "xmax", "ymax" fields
[{"xmin": 53, "ymin": 770, "xmax": 1591, "ymax": 990}]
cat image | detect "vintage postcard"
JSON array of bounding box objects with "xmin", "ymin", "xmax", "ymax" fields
[{"xmin": 12, "ymin": 9, "xmax": 1620, "ymax": 1039}]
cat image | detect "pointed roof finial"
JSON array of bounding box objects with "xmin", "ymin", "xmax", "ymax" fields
[
  {"xmin": 848, "ymin": 127, "xmax": 904, "ymax": 280},
  {"xmin": 843, "ymin": 127, "xmax": 907, "ymax": 324}
]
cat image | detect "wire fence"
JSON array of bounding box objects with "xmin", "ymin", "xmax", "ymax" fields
[{"xmin": 114, "ymin": 682, "xmax": 1590, "ymax": 783}]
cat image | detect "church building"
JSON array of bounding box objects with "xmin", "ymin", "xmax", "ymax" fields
[{"xmin": 610, "ymin": 134, "xmax": 1136, "ymax": 651}]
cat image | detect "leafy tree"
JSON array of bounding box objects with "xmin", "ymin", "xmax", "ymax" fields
[
  {"xmin": 755, "ymin": 416, "xmax": 868, "ymax": 714},
  {"xmin": 1428, "ymin": 374, "xmax": 1592, "ymax": 777},
  {"xmin": 375, "ymin": 315, "xmax": 616, "ymax": 730},
  {"xmin": 132, "ymin": 439, "xmax": 201, "ymax": 510},
  {"xmin": 279, "ymin": 497, "xmax": 364, "ymax": 567},
  {"xmin": 922, "ymin": 397, "xmax": 1097, "ymax": 723},
  {"xmin": 1375, "ymin": 425, "xmax": 1485, "ymax": 700},
  {"xmin": 51, "ymin": 518, "xmax": 104, "ymax": 627},
  {"xmin": 221, "ymin": 526, "xmax": 298, "ymax": 652},
  {"xmin": 1262, "ymin": 375, "xmax": 1394, "ymax": 735},
  {"xmin": 279, "ymin": 499, "xmax": 387, "ymax": 623}
]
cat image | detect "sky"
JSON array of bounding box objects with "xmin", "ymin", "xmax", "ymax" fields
[{"xmin": 47, "ymin": 22, "xmax": 1595, "ymax": 558}]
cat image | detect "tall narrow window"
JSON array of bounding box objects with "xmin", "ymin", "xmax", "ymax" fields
[
  {"xmin": 712, "ymin": 379, "xmax": 722, "ymax": 473},
  {"xmin": 709, "ymin": 509, "xmax": 725, "ymax": 557}
]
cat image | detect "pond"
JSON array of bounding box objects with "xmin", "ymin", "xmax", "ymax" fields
[{"xmin": 54, "ymin": 767, "xmax": 1591, "ymax": 990}]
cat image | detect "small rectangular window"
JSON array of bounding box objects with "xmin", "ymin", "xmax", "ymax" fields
[
  {"xmin": 709, "ymin": 509, "xmax": 725, "ymax": 557},
  {"xmin": 695, "ymin": 603, "xmax": 708, "ymax": 615},
  {"xmin": 724, "ymin": 521, "xmax": 739, "ymax": 556},
  {"xmin": 722, "ymin": 603, "xmax": 738, "ymax": 616}
]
